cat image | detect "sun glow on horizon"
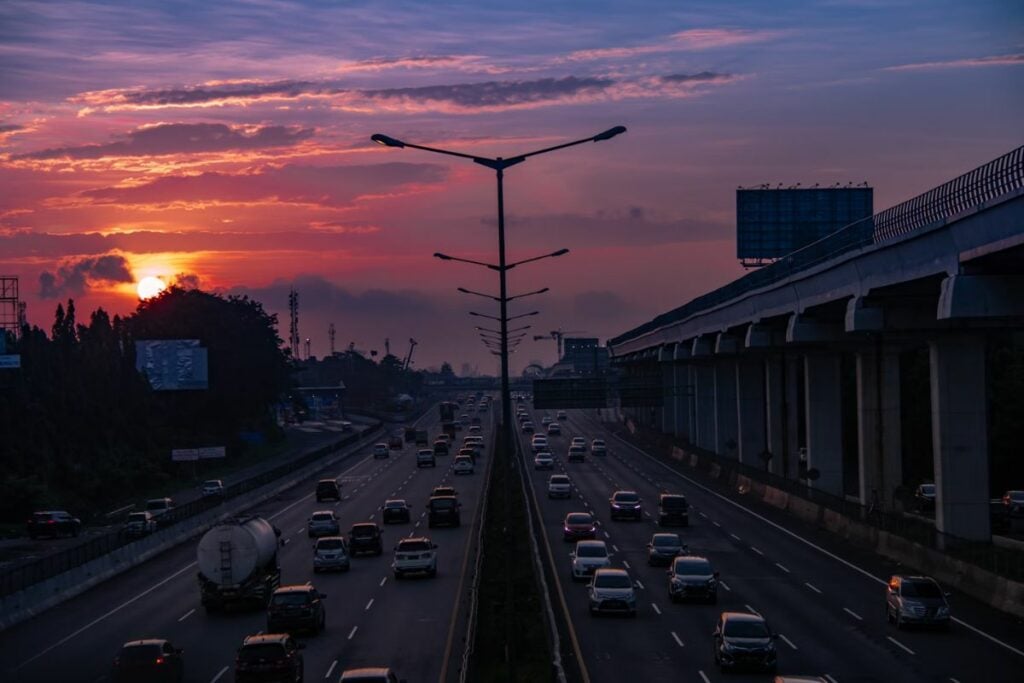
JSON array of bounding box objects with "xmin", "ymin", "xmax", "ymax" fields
[{"xmin": 137, "ymin": 275, "xmax": 167, "ymax": 299}]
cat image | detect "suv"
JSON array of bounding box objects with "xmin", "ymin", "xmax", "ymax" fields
[
  {"xmin": 373, "ymin": 443, "xmax": 389, "ymax": 459},
  {"xmin": 588, "ymin": 568, "xmax": 637, "ymax": 617},
  {"xmin": 316, "ymin": 479, "xmax": 341, "ymax": 502},
  {"xmin": 392, "ymin": 537, "xmax": 438, "ymax": 578},
  {"xmin": 112, "ymin": 639, "xmax": 184, "ymax": 683},
  {"xmin": 235, "ymin": 634, "xmax": 304, "ymax": 683},
  {"xmin": 417, "ymin": 449, "xmax": 436, "ymax": 468},
  {"xmin": 433, "ymin": 441, "xmax": 449, "ymax": 456},
  {"xmin": 657, "ymin": 494, "xmax": 689, "ymax": 526},
  {"xmin": 201, "ymin": 479, "xmax": 225, "ymax": 498},
  {"xmin": 453, "ymin": 455, "xmax": 474, "ymax": 474},
  {"xmin": 609, "ymin": 490, "xmax": 642, "ymax": 520},
  {"xmin": 569, "ymin": 540, "xmax": 612, "ymax": 581},
  {"xmin": 548, "ymin": 474, "xmax": 572, "ymax": 499},
  {"xmin": 123, "ymin": 511, "xmax": 158, "ymax": 538},
  {"xmin": 349, "ymin": 523, "xmax": 384, "ymax": 555},
  {"xmin": 668, "ymin": 555, "xmax": 718, "ymax": 603},
  {"xmin": 313, "ymin": 536, "xmax": 351, "ymax": 573},
  {"xmin": 591, "ymin": 439, "xmax": 607, "ymax": 456},
  {"xmin": 381, "ymin": 499, "xmax": 410, "ymax": 524},
  {"xmin": 432, "ymin": 485, "xmax": 457, "ymax": 498},
  {"xmin": 27, "ymin": 510, "xmax": 81, "ymax": 539},
  {"xmin": 713, "ymin": 612, "xmax": 777, "ymax": 672},
  {"xmin": 886, "ymin": 575, "xmax": 951, "ymax": 629},
  {"xmin": 567, "ymin": 445, "xmax": 586, "ymax": 463},
  {"xmin": 427, "ymin": 496, "xmax": 462, "ymax": 528},
  {"xmin": 267, "ymin": 584, "xmax": 326, "ymax": 635},
  {"xmin": 307, "ymin": 510, "xmax": 340, "ymax": 537}
]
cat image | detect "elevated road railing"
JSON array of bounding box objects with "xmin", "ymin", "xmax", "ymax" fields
[{"xmin": 611, "ymin": 144, "xmax": 1024, "ymax": 348}]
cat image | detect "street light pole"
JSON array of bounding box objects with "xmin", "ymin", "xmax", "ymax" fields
[{"xmin": 496, "ymin": 164, "xmax": 513, "ymax": 454}]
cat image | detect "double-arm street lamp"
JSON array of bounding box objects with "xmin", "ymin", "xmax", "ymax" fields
[{"xmin": 372, "ymin": 126, "xmax": 627, "ymax": 456}]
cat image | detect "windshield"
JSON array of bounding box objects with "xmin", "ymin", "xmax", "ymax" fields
[
  {"xmin": 431, "ymin": 499, "xmax": 456, "ymax": 509},
  {"xmin": 614, "ymin": 492, "xmax": 639, "ymax": 503},
  {"xmin": 901, "ymin": 580, "xmax": 943, "ymax": 598},
  {"xmin": 398, "ymin": 541, "xmax": 430, "ymax": 552},
  {"xmin": 566, "ymin": 514, "xmax": 593, "ymax": 525},
  {"xmin": 653, "ymin": 535, "xmax": 680, "ymax": 547},
  {"xmin": 577, "ymin": 545, "xmax": 607, "ymax": 558},
  {"xmin": 384, "ymin": 501, "xmax": 405, "ymax": 509},
  {"xmin": 594, "ymin": 574, "xmax": 631, "ymax": 588},
  {"xmin": 203, "ymin": 480, "xmax": 221, "ymax": 487},
  {"xmin": 1009, "ymin": 491, "xmax": 1024, "ymax": 502},
  {"xmin": 239, "ymin": 645, "xmax": 285, "ymax": 662},
  {"xmin": 674, "ymin": 558, "xmax": 712, "ymax": 574},
  {"xmin": 351, "ymin": 526, "xmax": 376, "ymax": 537},
  {"xmin": 551, "ymin": 477, "xmax": 569, "ymax": 484},
  {"xmin": 317, "ymin": 539, "xmax": 344, "ymax": 550},
  {"xmin": 127, "ymin": 513, "xmax": 147, "ymax": 522},
  {"xmin": 119, "ymin": 644, "xmax": 161, "ymax": 662},
  {"xmin": 723, "ymin": 620, "xmax": 770, "ymax": 638},
  {"xmin": 920, "ymin": 485, "xmax": 935, "ymax": 495},
  {"xmin": 312, "ymin": 513, "xmax": 333, "ymax": 522},
  {"xmin": 661, "ymin": 497, "xmax": 687, "ymax": 508},
  {"xmin": 271, "ymin": 593, "xmax": 309, "ymax": 606}
]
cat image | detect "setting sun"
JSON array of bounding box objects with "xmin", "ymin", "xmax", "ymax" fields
[{"xmin": 137, "ymin": 275, "xmax": 167, "ymax": 300}]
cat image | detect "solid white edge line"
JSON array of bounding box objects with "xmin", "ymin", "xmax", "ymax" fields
[
  {"xmin": 325, "ymin": 660, "xmax": 337, "ymax": 679},
  {"xmin": 843, "ymin": 607, "xmax": 863, "ymax": 621},
  {"xmin": 778, "ymin": 633, "xmax": 798, "ymax": 650},
  {"xmin": 671, "ymin": 631, "xmax": 684, "ymax": 647},
  {"xmin": 887, "ymin": 635, "xmax": 915, "ymax": 655},
  {"xmin": 607, "ymin": 431, "xmax": 1024, "ymax": 659},
  {"xmin": 177, "ymin": 608, "xmax": 195, "ymax": 622},
  {"xmin": 210, "ymin": 665, "xmax": 229, "ymax": 683}
]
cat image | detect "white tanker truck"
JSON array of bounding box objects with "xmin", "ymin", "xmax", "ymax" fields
[{"xmin": 197, "ymin": 516, "xmax": 281, "ymax": 611}]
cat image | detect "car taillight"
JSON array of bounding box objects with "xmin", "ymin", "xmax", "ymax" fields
[
  {"xmin": 155, "ymin": 657, "xmax": 164, "ymax": 665},
  {"xmin": 48, "ymin": 520, "xmax": 55, "ymax": 524}
]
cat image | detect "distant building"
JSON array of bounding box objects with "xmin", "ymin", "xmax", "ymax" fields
[{"xmin": 561, "ymin": 337, "xmax": 610, "ymax": 375}]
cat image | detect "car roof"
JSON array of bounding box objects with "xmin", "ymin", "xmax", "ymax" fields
[
  {"xmin": 384, "ymin": 499, "xmax": 406, "ymax": 505},
  {"xmin": 398, "ymin": 536, "xmax": 432, "ymax": 544},
  {"xmin": 593, "ymin": 567, "xmax": 628, "ymax": 577},
  {"xmin": 612, "ymin": 490, "xmax": 639, "ymax": 496},
  {"xmin": 351, "ymin": 522, "xmax": 378, "ymax": 529},
  {"xmin": 274, "ymin": 583, "xmax": 314, "ymax": 594},
  {"xmin": 430, "ymin": 494, "xmax": 458, "ymax": 501},
  {"xmin": 652, "ymin": 533, "xmax": 681, "ymax": 541},
  {"xmin": 312, "ymin": 509, "xmax": 335, "ymax": 516},
  {"xmin": 122, "ymin": 639, "xmax": 169, "ymax": 647},
  {"xmin": 316, "ymin": 535, "xmax": 346, "ymax": 542},
  {"xmin": 550, "ymin": 474, "xmax": 569, "ymax": 480},
  {"xmin": 576, "ymin": 540, "xmax": 607, "ymax": 549},
  {"xmin": 340, "ymin": 668, "xmax": 392, "ymax": 679},
  {"xmin": 722, "ymin": 611, "xmax": 765, "ymax": 623},
  {"xmin": 242, "ymin": 633, "xmax": 290, "ymax": 645},
  {"xmin": 565, "ymin": 512, "xmax": 593, "ymax": 520},
  {"xmin": 318, "ymin": 478, "xmax": 337, "ymax": 484},
  {"xmin": 891, "ymin": 574, "xmax": 937, "ymax": 583},
  {"xmin": 660, "ymin": 493, "xmax": 686, "ymax": 499}
]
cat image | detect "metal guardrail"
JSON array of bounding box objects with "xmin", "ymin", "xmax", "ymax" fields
[
  {"xmin": 0, "ymin": 424, "xmax": 381, "ymax": 599},
  {"xmin": 611, "ymin": 145, "xmax": 1024, "ymax": 349}
]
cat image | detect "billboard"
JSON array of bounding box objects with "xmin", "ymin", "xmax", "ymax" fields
[
  {"xmin": 532, "ymin": 378, "xmax": 608, "ymax": 409},
  {"xmin": 736, "ymin": 187, "xmax": 872, "ymax": 265},
  {"xmin": 136, "ymin": 339, "xmax": 209, "ymax": 390}
]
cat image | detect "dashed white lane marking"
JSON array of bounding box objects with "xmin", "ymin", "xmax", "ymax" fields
[
  {"xmin": 177, "ymin": 608, "xmax": 195, "ymax": 622},
  {"xmin": 745, "ymin": 604, "xmax": 760, "ymax": 615},
  {"xmin": 369, "ymin": 514, "xmax": 375, "ymax": 520},
  {"xmin": 671, "ymin": 631, "xmax": 684, "ymax": 647},
  {"xmin": 698, "ymin": 512, "xmax": 708, "ymax": 519},
  {"xmin": 751, "ymin": 546, "xmax": 764, "ymax": 556},
  {"xmin": 698, "ymin": 670, "xmax": 710, "ymax": 683},
  {"xmin": 380, "ymin": 577, "xmax": 387, "ymax": 587},
  {"xmin": 603, "ymin": 530, "xmax": 611, "ymax": 538},
  {"xmin": 887, "ymin": 636, "xmax": 915, "ymax": 655},
  {"xmin": 347, "ymin": 626, "xmax": 358, "ymax": 640},
  {"xmin": 420, "ymin": 512, "xmax": 426, "ymax": 518},
  {"xmin": 612, "ymin": 544, "xmax": 620, "ymax": 552},
  {"xmin": 805, "ymin": 582, "xmax": 822, "ymax": 594},
  {"xmin": 843, "ymin": 607, "xmax": 863, "ymax": 621},
  {"xmin": 949, "ymin": 678, "xmax": 961, "ymax": 683},
  {"xmin": 719, "ymin": 580, "xmax": 731, "ymax": 592},
  {"xmin": 415, "ymin": 521, "xmax": 421, "ymax": 528},
  {"xmin": 325, "ymin": 660, "xmax": 337, "ymax": 679},
  {"xmin": 636, "ymin": 579, "xmax": 645, "ymax": 590},
  {"xmin": 651, "ymin": 603, "xmax": 662, "ymax": 615},
  {"xmin": 779, "ymin": 633, "xmax": 798, "ymax": 650},
  {"xmin": 775, "ymin": 562, "xmax": 791, "ymax": 574},
  {"xmin": 712, "ymin": 521, "xmax": 721, "ymax": 528},
  {"xmin": 210, "ymin": 665, "xmax": 229, "ymax": 683},
  {"xmin": 730, "ymin": 533, "xmax": 741, "ymax": 541},
  {"xmin": 824, "ymin": 675, "xmax": 838, "ymax": 683},
  {"xmin": 365, "ymin": 598, "xmax": 374, "ymax": 611},
  {"xmin": 296, "ymin": 527, "xmax": 304, "ymax": 534}
]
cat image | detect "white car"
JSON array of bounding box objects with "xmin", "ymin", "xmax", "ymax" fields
[
  {"xmin": 546, "ymin": 422, "xmax": 561, "ymax": 436},
  {"xmin": 556, "ymin": 410, "xmax": 568, "ymax": 420},
  {"xmin": 534, "ymin": 452, "xmax": 554, "ymax": 470},
  {"xmin": 588, "ymin": 568, "xmax": 637, "ymax": 616},
  {"xmin": 591, "ymin": 439, "xmax": 607, "ymax": 455},
  {"xmin": 393, "ymin": 537, "xmax": 438, "ymax": 578},
  {"xmin": 373, "ymin": 443, "xmax": 389, "ymax": 458},
  {"xmin": 531, "ymin": 435, "xmax": 549, "ymax": 453},
  {"xmin": 464, "ymin": 435, "xmax": 485, "ymax": 453},
  {"xmin": 570, "ymin": 540, "xmax": 612, "ymax": 581},
  {"xmin": 201, "ymin": 479, "xmax": 225, "ymax": 497},
  {"xmin": 453, "ymin": 455, "xmax": 474, "ymax": 475},
  {"xmin": 548, "ymin": 474, "xmax": 572, "ymax": 499},
  {"xmin": 571, "ymin": 437, "xmax": 586, "ymax": 448},
  {"xmin": 469, "ymin": 425, "xmax": 482, "ymax": 435}
]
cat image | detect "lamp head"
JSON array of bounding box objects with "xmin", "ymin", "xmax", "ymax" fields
[
  {"xmin": 371, "ymin": 133, "xmax": 405, "ymax": 148},
  {"xmin": 551, "ymin": 249, "xmax": 569, "ymax": 257},
  {"xmin": 593, "ymin": 125, "xmax": 627, "ymax": 142},
  {"xmin": 434, "ymin": 252, "xmax": 452, "ymax": 260}
]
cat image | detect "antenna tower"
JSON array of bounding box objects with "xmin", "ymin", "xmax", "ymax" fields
[
  {"xmin": 328, "ymin": 323, "xmax": 336, "ymax": 355},
  {"xmin": 288, "ymin": 288, "xmax": 300, "ymax": 359}
]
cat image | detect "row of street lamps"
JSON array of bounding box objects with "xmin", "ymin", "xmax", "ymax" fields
[{"xmin": 371, "ymin": 126, "xmax": 627, "ymax": 458}]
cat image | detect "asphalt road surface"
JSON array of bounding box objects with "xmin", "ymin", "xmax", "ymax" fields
[
  {"xmin": 516, "ymin": 405, "xmax": 1024, "ymax": 683},
  {"xmin": 0, "ymin": 402, "xmax": 492, "ymax": 683}
]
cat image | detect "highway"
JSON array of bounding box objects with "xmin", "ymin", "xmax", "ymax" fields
[
  {"xmin": 516, "ymin": 404, "xmax": 1024, "ymax": 683},
  {"xmin": 0, "ymin": 402, "xmax": 491, "ymax": 683}
]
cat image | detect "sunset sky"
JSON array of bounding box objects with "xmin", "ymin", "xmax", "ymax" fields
[{"xmin": 2, "ymin": 0, "xmax": 1022, "ymax": 373}]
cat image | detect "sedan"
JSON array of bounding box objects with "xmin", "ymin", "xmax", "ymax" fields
[
  {"xmin": 381, "ymin": 499, "xmax": 411, "ymax": 524},
  {"xmin": 563, "ymin": 512, "xmax": 597, "ymax": 542},
  {"xmin": 569, "ymin": 540, "xmax": 612, "ymax": 581},
  {"xmin": 534, "ymin": 452, "xmax": 554, "ymax": 470},
  {"xmin": 201, "ymin": 479, "xmax": 225, "ymax": 498},
  {"xmin": 668, "ymin": 555, "xmax": 718, "ymax": 603},
  {"xmin": 713, "ymin": 612, "xmax": 777, "ymax": 672},
  {"xmin": 647, "ymin": 533, "xmax": 686, "ymax": 566},
  {"xmin": 26, "ymin": 510, "xmax": 81, "ymax": 539},
  {"xmin": 307, "ymin": 510, "xmax": 340, "ymax": 538}
]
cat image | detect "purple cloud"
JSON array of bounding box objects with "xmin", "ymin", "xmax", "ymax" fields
[{"xmin": 38, "ymin": 253, "xmax": 134, "ymax": 298}]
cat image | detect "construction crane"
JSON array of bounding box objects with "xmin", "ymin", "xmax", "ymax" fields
[
  {"xmin": 403, "ymin": 338, "xmax": 418, "ymax": 371},
  {"xmin": 533, "ymin": 329, "xmax": 586, "ymax": 360}
]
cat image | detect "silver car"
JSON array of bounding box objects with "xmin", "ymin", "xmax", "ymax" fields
[
  {"xmin": 886, "ymin": 575, "xmax": 951, "ymax": 629},
  {"xmin": 569, "ymin": 540, "xmax": 612, "ymax": 581},
  {"xmin": 313, "ymin": 536, "xmax": 351, "ymax": 572},
  {"xmin": 588, "ymin": 568, "xmax": 637, "ymax": 616},
  {"xmin": 307, "ymin": 510, "xmax": 340, "ymax": 538}
]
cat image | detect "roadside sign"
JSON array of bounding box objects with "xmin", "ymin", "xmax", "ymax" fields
[
  {"xmin": 0, "ymin": 355, "xmax": 21, "ymax": 369},
  {"xmin": 171, "ymin": 448, "xmax": 199, "ymax": 461},
  {"xmin": 197, "ymin": 446, "xmax": 226, "ymax": 459}
]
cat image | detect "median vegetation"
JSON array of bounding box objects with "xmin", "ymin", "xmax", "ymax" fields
[{"xmin": 470, "ymin": 429, "xmax": 553, "ymax": 682}]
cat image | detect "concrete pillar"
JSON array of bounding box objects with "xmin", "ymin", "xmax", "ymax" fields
[
  {"xmin": 929, "ymin": 335, "xmax": 990, "ymax": 541},
  {"xmin": 660, "ymin": 361, "xmax": 674, "ymax": 434},
  {"xmin": 856, "ymin": 346, "xmax": 903, "ymax": 510},
  {"xmin": 694, "ymin": 364, "xmax": 716, "ymax": 451},
  {"xmin": 736, "ymin": 358, "xmax": 766, "ymax": 466},
  {"xmin": 714, "ymin": 360, "xmax": 739, "ymax": 458},
  {"xmin": 765, "ymin": 356, "xmax": 784, "ymax": 475},
  {"xmin": 804, "ymin": 353, "xmax": 844, "ymax": 496}
]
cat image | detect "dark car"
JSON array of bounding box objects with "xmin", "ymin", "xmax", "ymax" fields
[
  {"xmin": 668, "ymin": 555, "xmax": 718, "ymax": 603},
  {"xmin": 647, "ymin": 533, "xmax": 687, "ymax": 566},
  {"xmin": 657, "ymin": 494, "xmax": 689, "ymax": 526},
  {"xmin": 563, "ymin": 512, "xmax": 597, "ymax": 541},
  {"xmin": 316, "ymin": 479, "xmax": 341, "ymax": 502},
  {"xmin": 913, "ymin": 484, "xmax": 936, "ymax": 513},
  {"xmin": 713, "ymin": 612, "xmax": 777, "ymax": 673},
  {"xmin": 112, "ymin": 639, "xmax": 184, "ymax": 683},
  {"xmin": 388, "ymin": 435, "xmax": 403, "ymax": 450},
  {"xmin": 609, "ymin": 490, "xmax": 642, "ymax": 521},
  {"xmin": 122, "ymin": 511, "xmax": 157, "ymax": 538},
  {"xmin": 27, "ymin": 510, "xmax": 81, "ymax": 539},
  {"xmin": 381, "ymin": 499, "xmax": 411, "ymax": 524},
  {"xmin": 886, "ymin": 575, "xmax": 951, "ymax": 629},
  {"xmin": 349, "ymin": 523, "xmax": 384, "ymax": 555},
  {"xmin": 339, "ymin": 668, "xmax": 405, "ymax": 683},
  {"xmin": 235, "ymin": 634, "xmax": 304, "ymax": 683},
  {"xmin": 433, "ymin": 441, "xmax": 449, "ymax": 456},
  {"xmin": 266, "ymin": 584, "xmax": 326, "ymax": 636},
  {"xmin": 427, "ymin": 496, "xmax": 462, "ymax": 528}
]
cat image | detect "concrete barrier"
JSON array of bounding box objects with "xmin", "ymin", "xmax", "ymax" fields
[
  {"xmin": 0, "ymin": 424, "xmax": 382, "ymax": 632},
  {"xmin": 762, "ymin": 486, "xmax": 789, "ymax": 510},
  {"xmin": 787, "ymin": 496, "xmax": 822, "ymax": 525}
]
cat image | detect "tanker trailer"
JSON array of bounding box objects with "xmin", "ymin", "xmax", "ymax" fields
[{"xmin": 197, "ymin": 516, "xmax": 281, "ymax": 611}]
